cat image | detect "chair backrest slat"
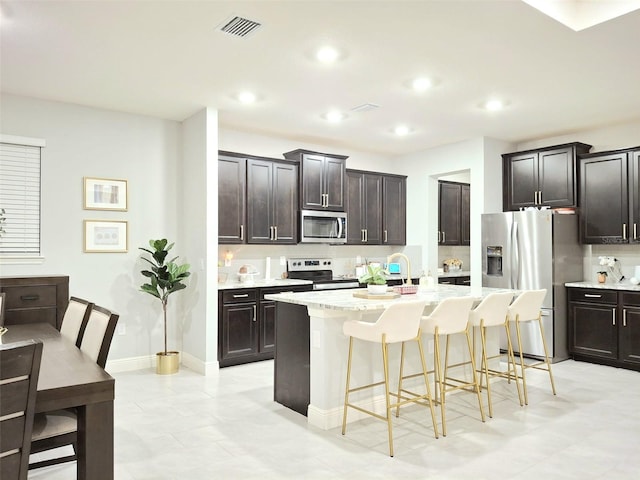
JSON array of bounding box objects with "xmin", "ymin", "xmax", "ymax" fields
[
  {"xmin": 79, "ymin": 305, "xmax": 119, "ymax": 368},
  {"xmin": 0, "ymin": 339, "xmax": 43, "ymax": 480},
  {"xmin": 59, "ymin": 297, "xmax": 94, "ymax": 347}
]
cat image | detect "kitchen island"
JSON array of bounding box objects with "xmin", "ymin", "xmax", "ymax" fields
[{"xmin": 266, "ymin": 285, "xmax": 514, "ymax": 429}]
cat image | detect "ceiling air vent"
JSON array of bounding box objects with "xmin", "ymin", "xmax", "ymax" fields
[
  {"xmin": 351, "ymin": 103, "xmax": 380, "ymax": 113},
  {"xmin": 217, "ymin": 15, "xmax": 262, "ymax": 38}
]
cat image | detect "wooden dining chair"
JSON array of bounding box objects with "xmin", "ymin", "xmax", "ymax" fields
[
  {"xmin": 0, "ymin": 291, "xmax": 6, "ymax": 327},
  {"xmin": 59, "ymin": 296, "xmax": 94, "ymax": 347},
  {"xmin": 0, "ymin": 339, "xmax": 43, "ymax": 480},
  {"xmin": 29, "ymin": 305, "xmax": 119, "ymax": 470}
]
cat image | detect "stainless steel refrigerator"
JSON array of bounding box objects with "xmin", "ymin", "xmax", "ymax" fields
[{"xmin": 481, "ymin": 209, "xmax": 583, "ymax": 362}]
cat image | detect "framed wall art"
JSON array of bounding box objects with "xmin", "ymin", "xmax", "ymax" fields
[
  {"xmin": 84, "ymin": 220, "xmax": 128, "ymax": 253},
  {"xmin": 83, "ymin": 177, "xmax": 128, "ymax": 211}
]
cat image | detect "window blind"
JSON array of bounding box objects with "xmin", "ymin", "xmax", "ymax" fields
[{"xmin": 0, "ymin": 142, "xmax": 42, "ymax": 255}]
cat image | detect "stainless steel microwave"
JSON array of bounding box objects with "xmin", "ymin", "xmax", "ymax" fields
[{"xmin": 299, "ymin": 210, "xmax": 347, "ymax": 244}]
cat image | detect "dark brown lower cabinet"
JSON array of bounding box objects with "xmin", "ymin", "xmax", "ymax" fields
[
  {"xmin": 218, "ymin": 284, "xmax": 312, "ymax": 367},
  {"xmin": 438, "ymin": 276, "xmax": 471, "ymax": 285},
  {"xmin": 568, "ymin": 288, "xmax": 640, "ymax": 371}
]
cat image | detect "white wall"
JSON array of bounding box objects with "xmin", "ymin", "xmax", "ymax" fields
[
  {"xmin": 396, "ymin": 137, "xmax": 515, "ymax": 285},
  {"xmin": 0, "ymin": 94, "xmax": 183, "ymax": 365},
  {"xmin": 515, "ymin": 121, "xmax": 640, "ymax": 153},
  {"xmin": 181, "ymin": 108, "xmax": 219, "ymax": 374}
]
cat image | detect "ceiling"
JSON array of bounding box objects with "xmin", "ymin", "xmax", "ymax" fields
[{"xmin": 1, "ymin": 0, "xmax": 639, "ymax": 156}]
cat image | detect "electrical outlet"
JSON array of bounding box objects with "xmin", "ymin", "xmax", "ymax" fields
[{"xmin": 118, "ymin": 323, "xmax": 126, "ymax": 335}]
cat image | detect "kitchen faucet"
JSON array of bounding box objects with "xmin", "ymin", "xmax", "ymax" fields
[{"xmin": 387, "ymin": 253, "xmax": 412, "ymax": 285}]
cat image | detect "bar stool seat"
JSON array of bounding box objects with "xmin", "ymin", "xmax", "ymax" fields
[
  {"xmin": 468, "ymin": 291, "xmax": 522, "ymax": 417},
  {"xmin": 508, "ymin": 289, "xmax": 556, "ymax": 405},
  {"xmin": 342, "ymin": 300, "xmax": 438, "ymax": 457},
  {"xmin": 407, "ymin": 296, "xmax": 485, "ymax": 437}
]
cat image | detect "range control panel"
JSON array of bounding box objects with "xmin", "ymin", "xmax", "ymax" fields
[{"xmin": 287, "ymin": 258, "xmax": 333, "ymax": 272}]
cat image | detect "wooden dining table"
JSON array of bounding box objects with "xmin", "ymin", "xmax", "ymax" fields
[{"xmin": 1, "ymin": 322, "xmax": 114, "ymax": 480}]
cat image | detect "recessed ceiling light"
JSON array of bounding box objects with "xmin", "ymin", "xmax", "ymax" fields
[
  {"xmin": 394, "ymin": 125, "xmax": 410, "ymax": 136},
  {"xmin": 484, "ymin": 99, "xmax": 504, "ymax": 111},
  {"xmin": 237, "ymin": 91, "xmax": 257, "ymax": 104},
  {"xmin": 316, "ymin": 46, "xmax": 340, "ymax": 63},
  {"xmin": 412, "ymin": 77, "xmax": 432, "ymax": 92},
  {"xmin": 324, "ymin": 110, "xmax": 346, "ymax": 123}
]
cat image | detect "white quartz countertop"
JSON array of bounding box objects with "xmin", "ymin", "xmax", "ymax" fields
[
  {"xmin": 218, "ymin": 278, "xmax": 312, "ymax": 290},
  {"xmin": 264, "ymin": 285, "xmax": 515, "ymax": 311},
  {"xmin": 565, "ymin": 281, "xmax": 640, "ymax": 291}
]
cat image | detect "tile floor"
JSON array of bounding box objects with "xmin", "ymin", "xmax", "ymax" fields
[{"xmin": 29, "ymin": 359, "xmax": 640, "ymax": 479}]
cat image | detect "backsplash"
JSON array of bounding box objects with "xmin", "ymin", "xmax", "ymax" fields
[
  {"xmin": 438, "ymin": 246, "xmax": 471, "ymax": 273},
  {"xmin": 586, "ymin": 245, "xmax": 640, "ymax": 284},
  {"xmin": 217, "ymin": 244, "xmax": 423, "ymax": 283}
]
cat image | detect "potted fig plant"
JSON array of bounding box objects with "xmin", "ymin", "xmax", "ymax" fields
[
  {"xmin": 358, "ymin": 264, "xmax": 388, "ymax": 295},
  {"xmin": 139, "ymin": 238, "xmax": 190, "ymax": 374}
]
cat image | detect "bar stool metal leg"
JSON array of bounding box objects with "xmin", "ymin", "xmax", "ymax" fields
[{"xmin": 538, "ymin": 315, "xmax": 557, "ymax": 395}]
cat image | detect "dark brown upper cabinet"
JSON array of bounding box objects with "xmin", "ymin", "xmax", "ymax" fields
[
  {"xmin": 438, "ymin": 181, "xmax": 469, "ymax": 246},
  {"xmin": 502, "ymin": 142, "xmax": 592, "ymax": 211},
  {"xmin": 283, "ymin": 149, "xmax": 348, "ymax": 211},
  {"xmin": 346, "ymin": 170, "xmax": 407, "ymax": 246},
  {"xmin": 346, "ymin": 170, "xmax": 382, "ymax": 244},
  {"xmin": 579, "ymin": 147, "xmax": 640, "ymax": 244},
  {"xmin": 382, "ymin": 175, "xmax": 406, "ymax": 245},
  {"xmin": 246, "ymin": 157, "xmax": 298, "ymax": 244},
  {"xmin": 218, "ymin": 152, "xmax": 247, "ymax": 244}
]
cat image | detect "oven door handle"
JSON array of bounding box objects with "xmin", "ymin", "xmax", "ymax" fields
[{"xmin": 336, "ymin": 217, "xmax": 343, "ymax": 240}]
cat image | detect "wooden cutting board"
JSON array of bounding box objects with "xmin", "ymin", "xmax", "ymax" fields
[{"xmin": 352, "ymin": 291, "xmax": 401, "ymax": 300}]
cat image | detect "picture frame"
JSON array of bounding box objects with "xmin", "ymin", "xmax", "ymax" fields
[
  {"xmin": 83, "ymin": 177, "xmax": 128, "ymax": 211},
  {"xmin": 84, "ymin": 220, "xmax": 128, "ymax": 253}
]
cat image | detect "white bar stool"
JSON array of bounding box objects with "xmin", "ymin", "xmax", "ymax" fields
[
  {"xmin": 468, "ymin": 291, "xmax": 522, "ymax": 417},
  {"xmin": 341, "ymin": 300, "xmax": 439, "ymax": 457},
  {"xmin": 417, "ymin": 296, "xmax": 485, "ymax": 437},
  {"xmin": 508, "ymin": 289, "xmax": 556, "ymax": 405}
]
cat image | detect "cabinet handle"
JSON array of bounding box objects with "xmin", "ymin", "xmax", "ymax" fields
[
  {"xmin": 442, "ymin": 231, "xmax": 446, "ymax": 243},
  {"xmin": 584, "ymin": 294, "xmax": 602, "ymax": 298},
  {"xmin": 252, "ymin": 305, "xmax": 257, "ymax": 322},
  {"xmin": 634, "ymin": 223, "xmax": 638, "ymax": 240},
  {"xmin": 623, "ymin": 223, "xmax": 627, "ymax": 240},
  {"xmin": 534, "ymin": 191, "xmax": 538, "ymax": 204},
  {"xmin": 384, "ymin": 230, "xmax": 388, "ymax": 243},
  {"xmin": 20, "ymin": 294, "xmax": 40, "ymax": 301},
  {"xmin": 623, "ymin": 309, "xmax": 627, "ymax": 327},
  {"xmin": 539, "ymin": 190, "xmax": 543, "ymax": 204},
  {"xmin": 437, "ymin": 231, "xmax": 441, "ymax": 243},
  {"xmin": 273, "ymin": 226, "xmax": 278, "ymax": 241},
  {"xmin": 240, "ymin": 224, "xmax": 244, "ymax": 241},
  {"xmin": 233, "ymin": 294, "xmax": 249, "ymax": 298},
  {"xmin": 612, "ymin": 308, "xmax": 616, "ymax": 326}
]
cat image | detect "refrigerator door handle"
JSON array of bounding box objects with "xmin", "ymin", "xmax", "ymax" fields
[{"xmin": 511, "ymin": 220, "xmax": 519, "ymax": 290}]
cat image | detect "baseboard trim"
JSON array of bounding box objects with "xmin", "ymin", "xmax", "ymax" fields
[
  {"xmin": 106, "ymin": 353, "xmax": 219, "ymax": 375},
  {"xmin": 106, "ymin": 355, "xmax": 155, "ymax": 373},
  {"xmin": 308, "ymin": 395, "xmax": 388, "ymax": 430}
]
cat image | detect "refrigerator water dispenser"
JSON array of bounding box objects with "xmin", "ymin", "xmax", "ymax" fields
[{"xmin": 486, "ymin": 246, "xmax": 503, "ymax": 276}]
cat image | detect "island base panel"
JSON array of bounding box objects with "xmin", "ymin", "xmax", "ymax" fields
[{"xmin": 274, "ymin": 302, "xmax": 310, "ymax": 416}]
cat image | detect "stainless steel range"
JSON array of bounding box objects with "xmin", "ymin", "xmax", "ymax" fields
[{"xmin": 287, "ymin": 257, "xmax": 360, "ymax": 290}]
